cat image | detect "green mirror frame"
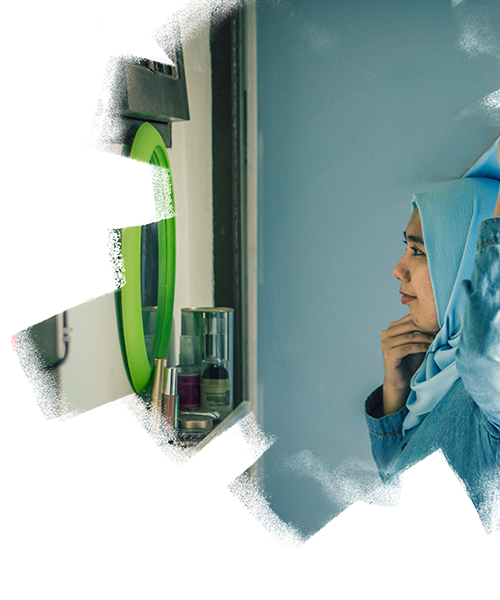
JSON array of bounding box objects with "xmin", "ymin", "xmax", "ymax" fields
[{"xmin": 117, "ymin": 122, "xmax": 176, "ymax": 394}]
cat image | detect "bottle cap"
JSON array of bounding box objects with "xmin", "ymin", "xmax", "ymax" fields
[
  {"xmin": 151, "ymin": 357, "xmax": 168, "ymax": 403},
  {"xmin": 204, "ymin": 334, "xmax": 220, "ymax": 359},
  {"xmin": 164, "ymin": 367, "xmax": 178, "ymax": 395},
  {"xmin": 179, "ymin": 335, "xmax": 195, "ymax": 366}
]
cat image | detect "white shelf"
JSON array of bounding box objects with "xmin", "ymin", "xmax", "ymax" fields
[{"xmin": 162, "ymin": 401, "xmax": 250, "ymax": 470}]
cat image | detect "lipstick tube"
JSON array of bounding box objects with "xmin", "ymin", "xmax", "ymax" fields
[
  {"xmin": 162, "ymin": 367, "xmax": 179, "ymax": 443},
  {"xmin": 150, "ymin": 358, "xmax": 168, "ymax": 435}
]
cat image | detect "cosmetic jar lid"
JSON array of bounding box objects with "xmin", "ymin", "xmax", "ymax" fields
[
  {"xmin": 181, "ymin": 410, "xmax": 220, "ymax": 420},
  {"xmin": 178, "ymin": 414, "xmax": 213, "ymax": 430}
]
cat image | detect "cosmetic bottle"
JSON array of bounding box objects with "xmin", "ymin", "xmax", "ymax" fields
[
  {"xmin": 176, "ymin": 335, "xmax": 201, "ymax": 411},
  {"xmin": 163, "ymin": 367, "xmax": 179, "ymax": 439},
  {"xmin": 181, "ymin": 307, "xmax": 234, "ymax": 391},
  {"xmin": 150, "ymin": 357, "xmax": 168, "ymax": 436},
  {"xmin": 200, "ymin": 334, "xmax": 232, "ymax": 419}
]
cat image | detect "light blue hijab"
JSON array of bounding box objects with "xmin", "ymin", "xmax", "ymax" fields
[{"xmin": 403, "ymin": 138, "xmax": 500, "ymax": 435}]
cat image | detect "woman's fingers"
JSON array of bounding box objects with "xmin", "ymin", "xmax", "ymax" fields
[{"xmin": 381, "ymin": 315, "xmax": 437, "ymax": 393}]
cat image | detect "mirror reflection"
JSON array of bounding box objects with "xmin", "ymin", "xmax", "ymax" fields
[{"xmin": 140, "ymin": 221, "xmax": 159, "ymax": 362}]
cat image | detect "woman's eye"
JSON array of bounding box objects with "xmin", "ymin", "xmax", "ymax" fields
[{"xmin": 403, "ymin": 240, "xmax": 425, "ymax": 256}]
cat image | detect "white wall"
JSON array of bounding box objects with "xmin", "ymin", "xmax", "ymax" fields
[
  {"xmin": 57, "ymin": 10, "xmax": 214, "ymax": 413},
  {"xmin": 168, "ymin": 3, "xmax": 214, "ymax": 365}
]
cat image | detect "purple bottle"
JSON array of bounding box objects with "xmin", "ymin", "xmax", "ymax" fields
[{"xmin": 176, "ymin": 335, "xmax": 201, "ymax": 411}]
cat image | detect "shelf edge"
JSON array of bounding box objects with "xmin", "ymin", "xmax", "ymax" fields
[{"xmin": 190, "ymin": 400, "xmax": 251, "ymax": 454}]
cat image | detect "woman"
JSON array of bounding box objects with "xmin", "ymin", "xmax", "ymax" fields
[{"xmin": 365, "ymin": 138, "xmax": 500, "ymax": 531}]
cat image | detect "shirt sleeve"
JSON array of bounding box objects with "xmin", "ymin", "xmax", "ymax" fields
[
  {"xmin": 456, "ymin": 217, "xmax": 500, "ymax": 429},
  {"xmin": 365, "ymin": 386, "xmax": 408, "ymax": 480}
]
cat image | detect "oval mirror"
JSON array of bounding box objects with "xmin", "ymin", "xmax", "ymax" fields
[{"xmin": 115, "ymin": 122, "xmax": 176, "ymax": 394}]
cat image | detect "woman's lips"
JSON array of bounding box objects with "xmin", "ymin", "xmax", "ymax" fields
[{"xmin": 400, "ymin": 292, "xmax": 416, "ymax": 305}]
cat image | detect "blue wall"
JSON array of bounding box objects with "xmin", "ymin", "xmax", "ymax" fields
[{"xmin": 256, "ymin": 0, "xmax": 500, "ymax": 537}]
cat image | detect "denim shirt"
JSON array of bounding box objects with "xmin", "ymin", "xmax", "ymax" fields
[{"xmin": 365, "ymin": 218, "xmax": 500, "ymax": 531}]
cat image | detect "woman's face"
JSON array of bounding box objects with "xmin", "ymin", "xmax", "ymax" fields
[{"xmin": 393, "ymin": 208, "xmax": 440, "ymax": 333}]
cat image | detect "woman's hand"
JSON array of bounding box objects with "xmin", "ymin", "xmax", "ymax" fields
[
  {"xmin": 382, "ymin": 315, "xmax": 433, "ymax": 389},
  {"xmin": 381, "ymin": 314, "xmax": 435, "ymax": 415}
]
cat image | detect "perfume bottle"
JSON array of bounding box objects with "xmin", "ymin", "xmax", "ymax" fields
[
  {"xmin": 200, "ymin": 333, "xmax": 232, "ymax": 419},
  {"xmin": 176, "ymin": 335, "xmax": 201, "ymax": 411}
]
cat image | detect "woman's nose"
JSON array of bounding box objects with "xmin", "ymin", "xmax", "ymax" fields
[{"xmin": 393, "ymin": 256, "xmax": 409, "ymax": 282}]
